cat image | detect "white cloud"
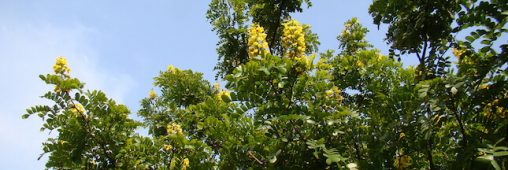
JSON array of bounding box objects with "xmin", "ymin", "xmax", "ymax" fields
[{"xmin": 0, "ymin": 20, "xmax": 134, "ymax": 168}]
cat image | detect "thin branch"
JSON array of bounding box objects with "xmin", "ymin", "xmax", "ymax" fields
[{"xmin": 247, "ymin": 151, "xmax": 264, "ymax": 165}]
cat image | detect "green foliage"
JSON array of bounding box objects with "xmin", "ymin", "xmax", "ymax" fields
[{"xmin": 24, "ymin": 1, "xmax": 508, "ymax": 169}]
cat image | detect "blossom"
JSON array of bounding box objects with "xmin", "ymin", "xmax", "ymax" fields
[
  {"xmin": 282, "ymin": 20, "xmax": 305, "ymax": 58},
  {"xmin": 163, "ymin": 144, "xmax": 173, "ymax": 151},
  {"xmin": 70, "ymin": 103, "xmax": 85, "ymax": 115},
  {"xmin": 54, "ymin": 85, "xmax": 61, "ymax": 92},
  {"xmin": 347, "ymin": 163, "xmax": 358, "ymax": 170},
  {"xmin": 217, "ymin": 90, "xmax": 231, "ymax": 102},
  {"xmin": 167, "ymin": 123, "xmax": 183, "ymax": 135},
  {"xmin": 213, "ymin": 82, "xmax": 220, "ymax": 91},
  {"xmin": 247, "ymin": 24, "xmax": 269, "ymax": 58},
  {"xmin": 452, "ymin": 48, "xmax": 463, "ymax": 60},
  {"xmin": 53, "ymin": 56, "xmax": 71, "ymax": 75},
  {"xmin": 149, "ymin": 89, "xmax": 157, "ymax": 99},
  {"xmin": 325, "ymin": 90, "xmax": 333, "ymax": 97},
  {"xmin": 399, "ymin": 132, "xmax": 406, "ymax": 139},
  {"xmin": 181, "ymin": 158, "xmax": 190, "ymax": 170},
  {"xmin": 167, "ymin": 65, "xmax": 177, "ymax": 73},
  {"xmin": 356, "ymin": 60, "xmax": 364, "ymax": 67},
  {"xmin": 394, "ymin": 155, "xmax": 412, "ymax": 169},
  {"xmin": 325, "ymin": 86, "xmax": 343, "ymax": 103}
]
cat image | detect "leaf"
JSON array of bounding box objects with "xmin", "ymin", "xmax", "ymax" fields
[
  {"xmin": 480, "ymin": 46, "xmax": 491, "ymax": 53},
  {"xmin": 481, "ymin": 39, "xmax": 491, "ymax": 45},
  {"xmin": 491, "ymin": 160, "xmax": 501, "ymax": 170},
  {"xmin": 258, "ymin": 67, "xmax": 270, "ymax": 75},
  {"xmin": 494, "ymin": 151, "xmax": 508, "ymax": 157},
  {"xmin": 269, "ymin": 156, "xmax": 277, "ymax": 163},
  {"xmin": 21, "ymin": 114, "xmax": 30, "ymax": 119},
  {"xmin": 466, "ymin": 36, "xmax": 475, "ymax": 42}
]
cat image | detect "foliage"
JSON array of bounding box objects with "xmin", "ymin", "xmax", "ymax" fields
[{"xmin": 24, "ymin": 1, "xmax": 508, "ymax": 169}]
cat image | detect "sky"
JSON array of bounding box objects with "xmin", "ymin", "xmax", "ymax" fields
[{"xmin": 0, "ymin": 1, "xmax": 396, "ymax": 169}]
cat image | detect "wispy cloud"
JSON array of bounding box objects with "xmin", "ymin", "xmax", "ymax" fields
[{"xmin": 0, "ymin": 19, "xmax": 134, "ymax": 169}]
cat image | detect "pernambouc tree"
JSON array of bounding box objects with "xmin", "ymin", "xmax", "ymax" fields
[{"xmin": 24, "ymin": 0, "xmax": 507, "ymax": 169}]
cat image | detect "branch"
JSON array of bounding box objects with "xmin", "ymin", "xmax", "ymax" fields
[{"xmin": 247, "ymin": 151, "xmax": 264, "ymax": 165}]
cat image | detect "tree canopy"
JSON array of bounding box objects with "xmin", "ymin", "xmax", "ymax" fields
[{"xmin": 24, "ymin": 0, "xmax": 508, "ymax": 169}]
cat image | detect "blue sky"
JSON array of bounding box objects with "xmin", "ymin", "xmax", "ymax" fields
[{"xmin": 0, "ymin": 1, "xmax": 397, "ymax": 169}]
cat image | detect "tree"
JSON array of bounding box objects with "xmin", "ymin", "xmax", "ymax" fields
[
  {"xmin": 370, "ymin": 0, "xmax": 508, "ymax": 168},
  {"xmin": 24, "ymin": 1, "xmax": 508, "ymax": 169}
]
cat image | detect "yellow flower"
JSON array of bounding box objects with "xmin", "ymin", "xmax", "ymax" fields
[
  {"xmin": 325, "ymin": 90, "xmax": 333, "ymax": 97},
  {"xmin": 330, "ymin": 86, "xmax": 343, "ymax": 103},
  {"xmin": 54, "ymin": 85, "xmax": 61, "ymax": 92},
  {"xmin": 479, "ymin": 84, "xmax": 489, "ymax": 90},
  {"xmin": 167, "ymin": 65, "xmax": 177, "ymax": 73},
  {"xmin": 181, "ymin": 158, "xmax": 190, "ymax": 170},
  {"xmin": 394, "ymin": 155, "xmax": 412, "ymax": 169},
  {"xmin": 163, "ymin": 144, "xmax": 173, "ymax": 151},
  {"xmin": 149, "ymin": 89, "xmax": 157, "ymax": 99},
  {"xmin": 217, "ymin": 90, "xmax": 231, "ymax": 102},
  {"xmin": 331, "ymin": 86, "xmax": 341, "ymax": 94},
  {"xmin": 496, "ymin": 106, "xmax": 505, "ymax": 118},
  {"xmin": 356, "ymin": 60, "xmax": 364, "ymax": 67},
  {"xmin": 452, "ymin": 48, "xmax": 463, "ymax": 60},
  {"xmin": 282, "ymin": 20, "xmax": 305, "ymax": 58},
  {"xmin": 167, "ymin": 123, "xmax": 183, "ymax": 135},
  {"xmin": 399, "ymin": 132, "xmax": 406, "ymax": 139},
  {"xmin": 247, "ymin": 24, "xmax": 269, "ymax": 58},
  {"xmin": 213, "ymin": 82, "xmax": 220, "ymax": 91},
  {"xmin": 377, "ymin": 54, "xmax": 383, "ymax": 61},
  {"xmin": 53, "ymin": 56, "xmax": 71, "ymax": 75},
  {"xmin": 325, "ymin": 86, "xmax": 343, "ymax": 103},
  {"xmin": 70, "ymin": 103, "xmax": 85, "ymax": 116}
]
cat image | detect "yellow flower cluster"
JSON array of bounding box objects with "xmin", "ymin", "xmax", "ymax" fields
[
  {"xmin": 282, "ymin": 20, "xmax": 305, "ymax": 58},
  {"xmin": 166, "ymin": 123, "xmax": 183, "ymax": 135},
  {"xmin": 216, "ymin": 90, "xmax": 231, "ymax": 102},
  {"xmin": 53, "ymin": 56, "xmax": 71, "ymax": 75},
  {"xmin": 248, "ymin": 24, "xmax": 269, "ymax": 58},
  {"xmin": 325, "ymin": 86, "xmax": 343, "ymax": 103},
  {"xmin": 483, "ymin": 98, "xmax": 506, "ymax": 119},
  {"xmin": 149, "ymin": 89, "xmax": 157, "ymax": 99},
  {"xmin": 163, "ymin": 144, "xmax": 173, "ymax": 151},
  {"xmin": 479, "ymin": 84, "xmax": 490, "ymax": 90},
  {"xmin": 54, "ymin": 86, "xmax": 62, "ymax": 93},
  {"xmin": 70, "ymin": 103, "xmax": 85, "ymax": 115},
  {"xmin": 167, "ymin": 65, "xmax": 177, "ymax": 73},
  {"xmin": 213, "ymin": 82, "xmax": 220, "ymax": 92},
  {"xmin": 181, "ymin": 158, "xmax": 190, "ymax": 170},
  {"xmin": 394, "ymin": 155, "xmax": 413, "ymax": 169},
  {"xmin": 356, "ymin": 60, "xmax": 365, "ymax": 68},
  {"xmin": 452, "ymin": 48, "xmax": 464, "ymax": 60}
]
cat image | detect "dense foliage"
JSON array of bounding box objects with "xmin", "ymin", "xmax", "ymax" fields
[{"xmin": 24, "ymin": 0, "xmax": 507, "ymax": 169}]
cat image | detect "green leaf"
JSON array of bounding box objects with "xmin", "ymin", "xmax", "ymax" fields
[
  {"xmin": 21, "ymin": 114, "xmax": 30, "ymax": 119},
  {"xmin": 269, "ymin": 156, "xmax": 277, "ymax": 163},
  {"xmin": 494, "ymin": 151, "xmax": 508, "ymax": 157},
  {"xmin": 466, "ymin": 36, "xmax": 475, "ymax": 42},
  {"xmin": 491, "ymin": 160, "xmax": 501, "ymax": 170}
]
